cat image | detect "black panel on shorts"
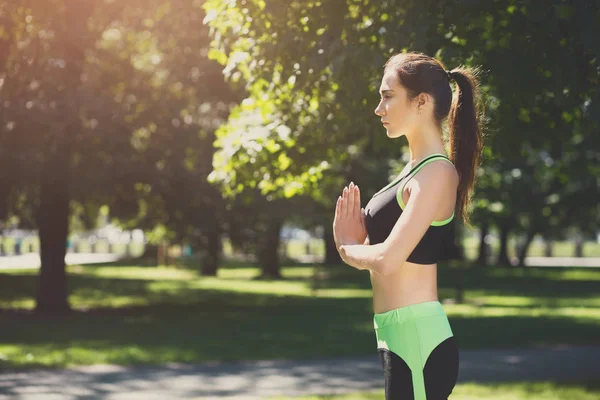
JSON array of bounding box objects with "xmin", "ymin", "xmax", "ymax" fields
[
  {"xmin": 378, "ymin": 348, "xmax": 414, "ymax": 399},
  {"xmin": 423, "ymin": 336, "xmax": 460, "ymax": 399}
]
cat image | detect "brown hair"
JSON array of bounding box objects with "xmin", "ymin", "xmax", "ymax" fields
[{"xmin": 384, "ymin": 51, "xmax": 485, "ymax": 228}]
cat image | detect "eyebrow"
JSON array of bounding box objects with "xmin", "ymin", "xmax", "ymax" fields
[{"xmin": 379, "ymin": 89, "xmax": 395, "ymax": 95}]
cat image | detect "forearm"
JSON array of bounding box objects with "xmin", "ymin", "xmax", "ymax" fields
[{"xmin": 339, "ymin": 243, "xmax": 387, "ymax": 274}]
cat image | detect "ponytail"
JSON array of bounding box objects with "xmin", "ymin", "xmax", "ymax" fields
[
  {"xmin": 447, "ymin": 67, "xmax": 485, "ymax": 228},
  {"xmin": 383, "ymin": 52, "xmax": 485, "ymax": 228}
]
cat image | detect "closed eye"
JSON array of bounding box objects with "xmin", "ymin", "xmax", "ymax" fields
[{"xmin": 379, "ymin": 89, "xmax": 394, "ymax": 99}]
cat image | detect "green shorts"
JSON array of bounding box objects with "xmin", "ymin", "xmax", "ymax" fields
[{"xmin": 374, "ymin": 301, "xmax": 459, "ymax": 399}]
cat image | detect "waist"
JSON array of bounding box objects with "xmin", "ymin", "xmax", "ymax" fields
[
  {"xmin": 373, "ymin": 300, "xmax": 447, "ymax": 329},
  {"xmin": 370, "ymin": 265, "xmax": 437, "ymax": 313}
]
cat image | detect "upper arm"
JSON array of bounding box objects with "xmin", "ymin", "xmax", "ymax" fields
[{"xmin": 378, "ymin": 162, "xmax": 456, "ymax": 274}]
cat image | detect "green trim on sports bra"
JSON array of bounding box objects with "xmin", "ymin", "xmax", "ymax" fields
[
  {"xmin": 396, "ymin": 154, "xmax": 455, "ymax": 226},
  {"xmin": 372, "ymin": 153, "xmax": 450, "ymax": 198}
]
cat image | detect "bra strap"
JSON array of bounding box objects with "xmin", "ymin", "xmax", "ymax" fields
[
  {"xmin": 397, "ymin": 154, "xmax": 455, "ymax": 209},
  {"xmin": 373, "ymin": 154, "xmax": 451, "ymax": 197}
]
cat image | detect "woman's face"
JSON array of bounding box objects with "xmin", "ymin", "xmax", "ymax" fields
[{"xmin": 374, "ymin": 70, "xmax": 419, "ymax": 139}]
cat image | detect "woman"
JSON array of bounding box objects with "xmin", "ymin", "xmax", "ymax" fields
[{"xmin": 332, "ymin": 51, "xmax": 484, "ymax": 399}]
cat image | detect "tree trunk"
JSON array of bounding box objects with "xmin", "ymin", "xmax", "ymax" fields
[
  {"xmin": 199, "ymin": 134, "xmax": 223, "ymax": 276},
  {"xmin": 516, "ymin": 229, "xmax": 536, "ymax": 267},
  {"xmin": 454, "ymin": 264, "xmax": 466, "ymax": 304},
  {"xmin": 142, "ymin": 244, "xmax": 159, "ymax": 263},
  {"xmin": 575, "ymin": 239, "xmax": 583, "ymax": 257},
  {"xmin": 257, "ymin": 217, "xmax": 283, "ymax": 279},
  {"xmin": 497, "ymin": 218, "xmax": 512, "ymax": 266},
  {"xmin": 323, "ymin": 223, "xmax": 342, "ymax": 265},
  {"xmin": 544, "ymin": 240, "xmax": 553, "ymax": 257},
  {"xmin": 35, "ymin": 154, "xmax": 71, "ymax": 314},
  {"xmin": 201, "ymin": 215, "xmax": 221, "ymax": 276},
  {"xmin": 476, "ymin": 220, "xmax": 489, "ymax": 266},
  {"xmin": 34, "ymin": 0, "xmax": 93, "ymax": 314}
]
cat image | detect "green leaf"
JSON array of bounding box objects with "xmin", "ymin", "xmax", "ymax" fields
[{"xmin": 208, "ymin": 48, "xmax": 228, "ymax": 65}]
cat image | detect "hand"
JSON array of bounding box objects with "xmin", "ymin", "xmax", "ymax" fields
[{"xmin": 333, "ymin": 182, "xmax": 368, "ymax": 251}]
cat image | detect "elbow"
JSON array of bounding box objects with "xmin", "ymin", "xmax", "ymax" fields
[
  {"xmin": 375, "ymin": 244, "xmax": 404, "ymax": 276},
  {"xmin": 374, "ymin": 245, "xmax": 394, "ymax": 276},
  {"xmin": 377, "ymin": 259, "xmax": 395, "ymax": 276}
]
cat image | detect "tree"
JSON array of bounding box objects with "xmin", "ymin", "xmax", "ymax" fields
[
  {"xmin": 0, "ymin": 0, "xmax": 239, "ymax": 313},
  {"xmin": 204, "ymin": 0, "xmax": 599, "ymax": 273}
]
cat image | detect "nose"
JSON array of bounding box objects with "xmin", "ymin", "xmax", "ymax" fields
[{"xmin": 374, "ymin": 100, "xmax": 385, "ymax": 117}]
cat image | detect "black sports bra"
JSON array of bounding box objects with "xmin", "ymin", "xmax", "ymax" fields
[{"xmin": 363, "ymin": 154, "xmax": 455, "ymax": 265}]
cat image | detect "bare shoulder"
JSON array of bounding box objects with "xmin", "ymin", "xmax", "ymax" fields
[{"xmin": 410, "ymin": 159, "xmax": 458, "ymax": 193}]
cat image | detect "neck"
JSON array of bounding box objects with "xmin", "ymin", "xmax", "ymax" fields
[{"xmin": 406, "ymin": 125, "xmax": 446, "ymax": 166}]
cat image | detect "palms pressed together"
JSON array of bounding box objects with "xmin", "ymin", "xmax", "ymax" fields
[{"xmin": 332, "ymin": 182, "xmax": 368, "ymax": 254}]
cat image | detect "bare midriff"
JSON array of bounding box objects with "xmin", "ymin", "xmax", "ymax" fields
[{"xmin": 370, "ymin": 261, "xmax": 438, "ymax": 314}]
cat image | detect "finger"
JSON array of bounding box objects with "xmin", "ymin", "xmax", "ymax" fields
[
  {"xmin": 333, "ymin": 197, "xmax": 340, "ymax": 240},
  {"xmin": 342, "ymin": 186, "xmax": 348, "ymax": 217},
  {"xmin": 354, "ymin": 185, "xmax": 361, "ymax": 220},
  {"xmin": 348, "ymin": 182, "xmax": 356, "ymax": 218}
]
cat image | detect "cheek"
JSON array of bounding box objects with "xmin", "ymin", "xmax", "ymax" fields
[
  {"xmin": 386, "ymin": 100, "xmax": 403, "ymax": 119},
  {"xmin": 380, "ymin": 100, "xmax": 392, "ymax": 115}
]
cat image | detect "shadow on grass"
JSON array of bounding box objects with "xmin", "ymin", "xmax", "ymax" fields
[
  {"xmin": 563, "ymin": 379, "xmax": 600, "ymax": 392},
  {"xmin": 80, "ymin": 255, "xmax": 318, "ymax": 271},
  {"xmin": 73, "ymin": 256, "xmax": 165, "ymax": 268},
  {"xmin": 2, "ymin": 261, "xmax": 599, "ymax": 313},
  {"xmin": 0, "ymin": 261, "xmax": 599, "ymax": 370},
  {"xmin": 1, "ymin": 287, "xmax": 599, "ymax": 371},
  {"xmin": 2, "ymin": 261, "xmax": 599, "ymax": 303},
  {"xmin": 0, "ymin": 274, "xmax": 196, "ymax": 306},
  {"xmin": 311, "ymin": 263, "xmax": 600, "ymax": 301}
]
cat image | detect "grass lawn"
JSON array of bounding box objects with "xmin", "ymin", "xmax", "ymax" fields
[
  {"xmin": 266, "ymin": 380, "xmax": 600, "ymax": 400},
  {"xmin": 0, "ymin": 259, "xmax": 599, "ymax": 370},
  {"xmin": 226, "ymin": 238, "xmax": 600, "ymax": 261}
]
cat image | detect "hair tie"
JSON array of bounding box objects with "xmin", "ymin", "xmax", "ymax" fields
[{"xmin": 446, "ymin": 70, "xmax": 453, "ymax": 81}]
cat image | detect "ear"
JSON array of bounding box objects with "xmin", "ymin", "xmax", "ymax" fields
[
  {"xmin": 410, "ymin": 92, "xmax": 428, "ymax": 112},
  {"xmin": 417, "ymin": 92, "xmax": 430, "ymax": 108}
]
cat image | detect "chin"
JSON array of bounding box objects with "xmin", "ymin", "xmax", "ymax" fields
[{"xmin": 386, "ymin": 129, "xmax": 403, "ymax": 139}]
